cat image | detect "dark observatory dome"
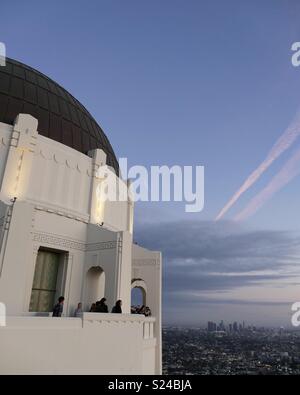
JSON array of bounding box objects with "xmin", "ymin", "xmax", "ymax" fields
[{"xmin": 0, "ymin": 58, "xmax": 119, "ymax": 174}]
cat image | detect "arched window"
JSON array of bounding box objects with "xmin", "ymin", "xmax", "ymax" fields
[
  {"xmin": 131, "ymin": 287, "xmax": 146, "ymax": 306},
  {"xmin": 131, "ymin": 279, "xmax": 147, "ymax": 311}
]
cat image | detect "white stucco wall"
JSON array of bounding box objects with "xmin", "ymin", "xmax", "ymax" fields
[
  {"xmin": 132, "ymin": 244, "xmax": 162, "ymax": 374},
  {"xmin": 0, "ymin": 118, "xmax": 132, "ymax": 233},
  {"xmin": 0, "ymin": 314, "xmax": 157, "ymax": 375}
]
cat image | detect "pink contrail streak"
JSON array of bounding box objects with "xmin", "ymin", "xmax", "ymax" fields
[
  {"xmin": 234, "ymin": 147, "xmax": 300, "ymax": 221},
  {"xmin": 215, "ymin": 109, "xmax": 300, "ymax": 221}
]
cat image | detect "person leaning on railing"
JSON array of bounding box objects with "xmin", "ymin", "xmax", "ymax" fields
[
  {"xmin": 111, "ymin": 300, "xmax": 122, "ymax": 314},
  {"xmin": 95, "ymin": 298, "xmax": 108, "ymax": 313},
  {"xmin": 52, "ymin": 296, "xmax": 65, "ymax": 317}
]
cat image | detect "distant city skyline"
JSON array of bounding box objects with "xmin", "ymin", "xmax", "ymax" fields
[{"xmin": 163, "ymin": 327, "xmax": 300, "ymax": 375}]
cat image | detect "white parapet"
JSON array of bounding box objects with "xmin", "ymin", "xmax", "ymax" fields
[
  {"xmin": 0, "ymin": 314, "xmax": 157, "ymax": 375},
  {"xmin": 0, "ymin": 118, "xmax": 133, "ymax": 233}
]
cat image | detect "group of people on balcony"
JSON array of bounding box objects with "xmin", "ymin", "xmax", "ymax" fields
[
  {"xmin": 89, "ymin": 298, "xmax": 122, "ymax": 314},
  {"xmin": 131, "ymin": 305, "xmax": 152, "ymax": 317},
  {"xmin": 52, "ymin": 297, "xmax": 122, "ymax": 317},
  {"xmin": 52, "ymin": 297, "xmax": 152, "ymax": 318}
]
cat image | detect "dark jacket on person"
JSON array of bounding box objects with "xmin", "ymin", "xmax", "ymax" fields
[
  {"xmin": 112, "ymin": 305, "xmax": 122, "ymax": 314},
  {"xmin": 96, "ymin": 303, "xmax": 108, "ymax": 313},
  {"xmin": 52, "ymin": 303, "xmax": 63, "ymax": 317}
]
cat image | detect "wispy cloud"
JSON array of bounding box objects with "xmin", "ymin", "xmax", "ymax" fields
[
  {"xmin": 216, "ymin": 109, "xmax": 300, "ymax": 220},
  {"xmin": 234, "ymin": 146, "xmax": 300, "ymax": 221}
]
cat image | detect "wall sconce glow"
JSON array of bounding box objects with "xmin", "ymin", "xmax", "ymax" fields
[
  {"xmin": 0, "ymin": 43, "xmax": 6, "ymax": 66},
  {"xmin": 0, "ymin": 303, "xmax": 6, "ymax": 327},
  {"xmin": 95, "ymin": 179, "xmax": 106, "ymax": 223}
]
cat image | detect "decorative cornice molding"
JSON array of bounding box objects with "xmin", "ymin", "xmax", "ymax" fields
[
  {"xmin": 38, "ymin": 149, "xmax": 92, "ymax": 176},
  {"xmin": 32, "ymin": 232, "xmax": 117, "ymax": 252},
  {"xmin": 33, "ymin": 232, "xmax": 86, "ymax": 251},
  {"xmin": 86, "ymin": 241, "xmax": 118, "ymax": 252},
  {"xmin": 132, "ymin": 258, "xmax": 159, "ymax": 267}
]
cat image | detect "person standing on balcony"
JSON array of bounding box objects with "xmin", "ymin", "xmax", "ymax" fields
[
  {"xmin": 96, "ymin": 298, "xmax": 108, "ymax": 313},
  {"xmin": 111, "ymin": 300, "xmax": 122, "ymax": 314},
  {"xmin": 144, "ymin": 306, "xmax": 152, "ymax": 317},
  {"xmin": 52, "ymin": 296, "xmax": 65, "ymax": 317},
  {"xmin": 74, "ymin": 302, "xmax": 83, "ymax": 317}
]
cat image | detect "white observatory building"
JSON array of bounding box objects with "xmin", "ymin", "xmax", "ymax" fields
[{"xmin": 0, "ymin": 58, "xmax": 162, "ymax": 374}]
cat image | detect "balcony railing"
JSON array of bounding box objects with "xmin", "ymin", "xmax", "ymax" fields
[
  {"xmin": 16, "ymin": 313, "xmax": 156, "ymax": 341},
  {"xmin": 142, "ymin": 317, "xmax": 155, "ymax": 340},
  {"xmin": 83, "ymin": 313, "xmax": 156, "ymax": 340}
]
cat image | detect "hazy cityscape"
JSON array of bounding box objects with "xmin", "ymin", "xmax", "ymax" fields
[{"xmin": 163, "ymin": 323, "xmax": 300, "ymax": 375}]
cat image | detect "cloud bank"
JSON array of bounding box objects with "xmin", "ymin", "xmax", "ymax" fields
[{"xmin": 135, "ymin": 220, "xmax": 300, "ymax": 324}]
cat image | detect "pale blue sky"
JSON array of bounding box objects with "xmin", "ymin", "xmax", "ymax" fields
[{"xmin": 1, "ymin": 0, "xmax": 300, "ymax": 325}]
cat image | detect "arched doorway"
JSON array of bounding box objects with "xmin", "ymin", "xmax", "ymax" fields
[{"xmin": 85, "ymin": 266, "xmax": 105, "ymax": 311}]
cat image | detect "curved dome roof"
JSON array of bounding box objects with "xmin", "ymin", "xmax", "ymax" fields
[{"xmin": 0, "ymin": 58, "xmax": 119, "ymax": 174}]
